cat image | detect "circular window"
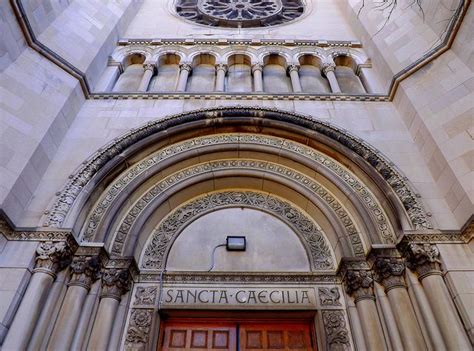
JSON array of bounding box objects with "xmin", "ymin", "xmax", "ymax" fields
[{"xmin": 176, "ymin": 0, "xmax": 304, "ymax": 28}]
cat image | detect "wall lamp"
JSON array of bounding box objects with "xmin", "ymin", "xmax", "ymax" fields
[{"xmin": 226, "ymin": 236, "xmax": 246, "ymax": 251}]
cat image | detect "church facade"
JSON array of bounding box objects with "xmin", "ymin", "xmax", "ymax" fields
[{"xmin": 0, "ymin": 0, "xmax": 472, "ymax": 350}]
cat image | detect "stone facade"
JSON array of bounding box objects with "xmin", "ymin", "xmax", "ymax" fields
[{"xmin": 0, "ymin": 0, "xmax": 472, "ymax": 350}]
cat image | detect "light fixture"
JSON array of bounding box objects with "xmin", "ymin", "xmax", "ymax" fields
[{"xmin": 226, "ymin": 236, "xmax": 246, "ymax": 251}]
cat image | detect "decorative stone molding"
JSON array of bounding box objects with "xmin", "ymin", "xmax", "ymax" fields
[
  {"xmin": 141, "ymin": 191, "xmax": 334, "ymax": 270},
  {"xmin": 100, "ymin": 268, "xmax": 131, "ymax": 300},
  {"xmin": 43, "ymin": 107, "xmax": 430, "ymax": 232},
  {"xmin": 373, "ymin": 257, "xmax": 406, "ymax": 292},
  {"xmin": 318, "ymin": 287, "xmax": 342, "ymax": 306},
  {"xmin": 143, "ymin": 63, "xmax": 155, "ymax": 71},
  {"xmin": 133, "ymin": 286, "xmax": 159, "ymax": 307},
  {"xmin": 125, "ymin": 309, "xmax": 154, "ymax": 349},
  {"xmin": 215, "ymin": 63, "xmax": 228, "ymax": 72},
  {"xmin": 251, "ymin": 63, "xmax": 263, "ymax": 73},
  {"xmin": 179, "ymin": 63, "xmax": 192, "ymax": 72},
  {"xmin": 287, "ymin": 64, "xmax": 300, "ymax": 73},
  {"xmin": 321, "ymin": 63, "xmax": 336, "ymax": 75},
  {"xmin": 404, "ymin": 243, "xmax": 442, "ymax": 279},
  {"xmin": 344, "ymin": 270, "xmax": 375, "ymax": 302},
  {"xmin": 322, "ymin": 310, "xmax": 351, "ymax": 350},
  {"xmin": 34, "ymin": 241, "xmax": 73, "ymax": 277},
  {"xmin": 68, "ymin": 255, "xmax": 101, "ymax": 289}
]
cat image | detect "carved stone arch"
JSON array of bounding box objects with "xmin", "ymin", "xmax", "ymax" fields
[
  {"xmin": 111, "ymin": 46, "xmax": 154, "ymax": 66},
  {"xmin": 150, "ymin": 46, "xmax": 187, "ymax": 64},
  {"xmin": 221, "ymin": 47, "xmax": 259, "ymax": 64},
  {"xmin": 187, "ymin": 46, "xmax": 222, "ymax": 63},
  {"xmin": 139, "ymin": 190, "xmax": 335, "ymax": 271},
  {"xmin": 43, "ymin": 107, "xmax": 431, "ymax": 239},
  {"xmin": 294, "ymin": 49, "xmax": 327, "ymax": 64},
  {"xmin": 328, "ymin": 48, "xmax": 368, "ymax": 66},
  {"xmin": 258, "ymin": 46, "xmax": 293, "ymax": 63}
]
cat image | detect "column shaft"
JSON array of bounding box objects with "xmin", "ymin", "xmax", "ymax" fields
[
  {"xmin": 386, "ymin": 287, "xmax": 426, "ymax": 350},
  {"xmin": 176, "ymin": 64, "xmax": 191, "ymax": 92},
  {"xmin": 88, "ymin": 298, "xmax": 120, "ymax": 350},
  {"xmin": 138, "ymin": 64, "xmax": 154, "ymax": 92},
  {"xmin": 375, "ymin": 283, "xmax": 403, "ymax": 351},
  {"xmin": 288, "ymin": 66, "xmax": 302, "ymax": 93},
  {"xmin": 215, "ymin": 64, "xmax": 227, "ymax": 92},
  {"xmin": 347, "ymin": 298, "xmax": 367, "ymax": 351},
  {"xmin": 422, "ymin": 274, "xmax": 471, "ymax": 350},
  {"xmin": 326, "ymin": 69, "xmax": 341, "ymax": 93},
  {"xmin": 2, "ymin": 272, "xmax": 54, "ymax": 350},
  {"xmin": 47, "ymin": 285, "xmax": 89, "ymax": 350},
  {"xmin": 356, "ymin": 299, "xmax": 386, "ymax": 350},
  {"xmin": 252, "ymin": 64, "xmax": 263, "ymax": 92}
]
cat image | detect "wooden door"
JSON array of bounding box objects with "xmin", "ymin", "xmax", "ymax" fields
[
  {"xmin": 161, "ymin": 321, "xmax": 237, "ymax": 350},
  {"xmin": 240, "ymin": 323, "xmax": 313, "ymax": 351}
]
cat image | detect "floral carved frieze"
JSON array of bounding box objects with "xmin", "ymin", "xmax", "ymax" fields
[
  {"xmin": 140, "ymin": 191, "xmax": 334, "ymax": 271},
  {"xmin": 43, "ymin": 107, "xmax": 431, "ymax": 232},
  {"xmin": 124, "ymin": 309, "xmax": 154, "ymax": 349},
  {"xmin": 322, "ymin": 310, "xmax": 351, "ymax": 350}
]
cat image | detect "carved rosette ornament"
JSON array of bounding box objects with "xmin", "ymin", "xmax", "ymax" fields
[
  {"xmin": 125, "ymin": 309, "xmax": 154, "ymax": 348},
  {"xmin": 322, "ymin": 310, "xmax": 350, "ymax": 350},
  {"xmin": 405, "ymin": 243, "xmax": 442, "ymax": 279},
  {"xmin": 345, "ymin": 270, "xmax": 375, "ymax": 302},
  {"xmin": 34, "ymin": 241, "xmax": 72, "ymax": 277},
  {"xmin": 374, "ymin": 257, "xmax": 406, "ymax": 292},
  {"xmin": 100, "ymin": 269, "xmax": 130, "ymax": 300},
  {"xmin": 68, "ymin": 255, "xmax": 101, "ymax": 289}
]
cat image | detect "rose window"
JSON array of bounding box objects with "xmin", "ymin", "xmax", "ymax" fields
[{"xmin": 176, "ymin": 0, "xmax": 304, "ymax": 27}]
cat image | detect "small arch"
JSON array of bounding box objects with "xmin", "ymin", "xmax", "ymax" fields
[
  {"xmin": 226, "ymin": 54, "xmax": 252, "ymax": 92},
  {"xmin": 298, "ymin": 54, "xmax": 330, "ymax": 93},
  {"xmin": 149, "ymin": 53, "xmax": 181, "ymax": 92},
  {"xmin": 112, "ymin": 53, "xmax": 146, "ymax": 92},
  {"xmin": 263, "ymin": 54, "xmax": 291, "ymax": 93},
  {"xmin": 334, "ymin": 55, "xmax": 366, "ymax": 94},
  {"xmin": 186, "ymin": 53, "xmax": 217, "ymax": 92}
]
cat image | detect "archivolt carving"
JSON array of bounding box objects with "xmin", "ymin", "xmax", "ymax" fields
[
  {"xmin": 140, "ymin": 191, "xmax": 334, "ymax": 271},
  {"xmin": 44, "ymin": 107, "xmax": 431, "ymax": 231},
  {"xmin": 108, "ymin": 158, "xmax": 367, "ymax": 257}
]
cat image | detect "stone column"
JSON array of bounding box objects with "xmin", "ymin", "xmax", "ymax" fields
[
  {"xmin": 374, "ymin": 257, "xmax": 427, "ymax": 351},
  {"xmin": 47, "ymin": 255, "xmax": 101, "ymax": 351},
  {"xmin": 251, "ymin": 63, "xmax": 264, "ymax": 92},
  {"xmin": 215, "ymin": 63, "xmax": 227, "ymax": 92},
  {"xmin": 287, "ymin": 64, "xmax": 302, "ymax": 93},
  {"xmin": 406, "ymin": 243, "xmax": 472, "ymax": 350},
  {"xmin": 138, "ymin": 63, "xmax": 155, "ymax": 92},
  {"xmin": 374, "ymin": 282, "xmax": 404, "ymax": 351},
  {"xmin": 322, "ymin": 63, "xmax": 341, "ymax": 93},
  {"xmin": 3, "ymin": 242, "xmax": 72, "ymax": 350},
  {"xmin": 176, "ymin": 63, "xmax": 192, "ymax": 92},
  {"xmin": 345, "ymin": 270, "xmax": 387, "ymax": 351},
  {"xmin": 88, "ymin": 268, "xmax": 130, "ymax": 351}
]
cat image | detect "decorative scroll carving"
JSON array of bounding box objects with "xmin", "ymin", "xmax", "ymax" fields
[
  {"xmin": 344, "ymin": 270, "xmax": 374, "ymax": 302},
  {"xmin": 100, "ymin": 268, "xmax": 130, "ymax": 300},
  {"xmin": 176, "ymin": 0, "xmax": 303, "ymax": 28},
  {"xmin": 134, "ymin": 286, "xmax": 158, "ymax": 306},
  {"xmin": 322, "ymin": 310, "xmax": 350, "ymax": 350},
  {"xmin": 374, "ymin": 257, "xmax": 406, "ymax": 292},
  {"xmin": 108, "ymin": 158, "xmax": 368, "ymax": 257},
  {"xmin": 44, "ymin": 107, "xmax": 430, "ymax": 231},
  {"xmin": 404, "ymin": 243, "xmax": 442, "ymax": 279},
  {"xmin": 34, "ymin": 241, "xmax": 72, "ymax": 276},
  {"xmin": 68, "ymin": 255, "xmax": 101, "ymax": 289},
  {"xmin": 141, "ymin": 191, "xmax": 333, "ymax": 270},
  {"xmin": 125, "ymin": 309, "xmax": 154, "ymax": 348},
  {"xmin": 318, "ymin": 287, "xmax": 342, "ymax": 306}
]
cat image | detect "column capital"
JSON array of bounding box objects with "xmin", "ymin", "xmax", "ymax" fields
[
  {"xmin": 68, "ymin": 255, "xmax": 101, "ymax": 290},
  {"xmin": 143, "ymin": 63, "xmax": 155, "ymax": 71},
  {"xmin": 251, "ymin": 63, "xmax": 263, "ymax": 74},
  {"xmin": 345, "ymin": 270, "xmax": 375, "ymax": 302},
  {"xmin": 374, "ymin": 257, "xmax": 406, "ymax": 292},
  {"xmin": 404, "ymin": 243, "xmax": 442, "ymax": 279},
  {"xmin": 179, "ymin": 63, "xmax": 192, "ymax": 73},
  {"xmin": 287, "ymin": 64, "xmax": 300, "ymax": 73},
  {"xmin": 34, "ymin": 241, "xmax": 72, "ymax": 277},
  {"xmin": 215, "ymin": 63, "xmax": 228, "ymax": 73},
  {"xmin": 321, "ymin": 62, "xmax": 336, "ymax": 75},
  {"xmin": 100, "ymin": 268, "xmax": 131, "ymax": 300}
]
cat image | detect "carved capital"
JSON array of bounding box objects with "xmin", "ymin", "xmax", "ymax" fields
[
  {"xmin": 34, "ymin": 241, "xmax": 72, "ymax": 277},
  {"xmin": 405, "ymin": 243, "xmax": 442, "ymax": 279},
  {"xmin": 287, "ymin": 64, "xmax": 300, "ymax": 74},
  {"xmin": 345, "ymin": 270, "xmax": 375, "ymax": 302},
  {"xmin": 374, "ymin": 257, "xmax": 406, "ymax": 292},
  {"xmin": 143, "ymin": 63, "xmax": 155, "ymax": 71},
  {"xmin": 215, "ymin": 63, "xmax": 228, "ymax": 73},
  {"xmin": 321, "ymin": 62, "xmax": 336, "ymax": 75},
  {"xmin": 68, "ymin": 255, "xmax": 101, "ymax": 289},
  {"xmin": 100, "ymin": 268, "xmax": 130, "ymax": 300},
  {"xmin": 179, "ymin": 63, "xmax": 192, "ymax": 73},
  {"xmin": 251, "ymin": 63, "xmax": 263, "ymax": 74}
]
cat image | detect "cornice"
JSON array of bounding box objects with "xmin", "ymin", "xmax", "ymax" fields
[{"xmin": 9, "ymin": 0, "xmax": 470, "ymax": 101}]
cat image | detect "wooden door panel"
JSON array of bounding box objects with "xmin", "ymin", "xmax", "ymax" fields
[
  {"xmin": 161, "ymin": 322, "xmax": 236, "ymax": 351},
  {"xmin": 240, "ymin": 323, "xmax": 313, "ymax": 351}
]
